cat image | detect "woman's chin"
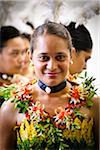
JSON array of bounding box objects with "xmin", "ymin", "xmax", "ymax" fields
[{"xmin": 44, "ymin": 80, "xmax": 61, "ymax": 87}]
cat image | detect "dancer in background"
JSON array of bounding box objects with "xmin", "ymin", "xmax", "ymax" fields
[
  {"xmin": 65, "ymin": 22, "xmax": 99, "ymax": 148},
  {"xmin": 0, "ymin": 26, "xmax": 26, "ymax": 106},
  {"xmin": 0, "ymin": 26, "xmax": 25, "ymax": 86},
  {"xmin": 65, "ymin": 22, "xmax": 93, "ymax": 75}
]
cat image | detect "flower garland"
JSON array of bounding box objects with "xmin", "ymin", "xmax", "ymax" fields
[{"xmin": 0, "ymin": 73, "xmax": 97, "ymax": 149}]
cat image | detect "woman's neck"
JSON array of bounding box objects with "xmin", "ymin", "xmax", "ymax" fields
[
  {"xmin": 33, "ymin": 81, "xmax": 71, "ymax": 104},
  {"xmin": 33, "ymin": 83, "xmax": 70, "ymax": 116}
]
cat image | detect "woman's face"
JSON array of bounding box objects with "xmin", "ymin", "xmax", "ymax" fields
[
  {"xmin": 20, "ymin": 38, "xmax": 30, "ymax": 75},
  {"xmin": 32, "ymin": 34, "xmax": 71, "ymax": 86},
  {"xmin": 0, "ymin": 37, "xmax": 25, "ymax": 74},
  {"xmin": 70, "ymin": 49, "xmax": 92, "ymax": 74}
]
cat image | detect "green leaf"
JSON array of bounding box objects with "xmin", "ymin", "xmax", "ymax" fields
[
  {"xmin": 0, "ymin": 84, "xmax": 16, "ymax": 100},
  {"xmin": 86, "ymin": 100, "xmax": 94, "ymax": 107}
]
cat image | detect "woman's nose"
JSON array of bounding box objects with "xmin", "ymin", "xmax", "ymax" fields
[
  {"xmin": 83, "ymin": 63, "xmax": 87, "ymax": 70},
  {"xmin": 46, "ymin": 59, "xmax": 57, "ymax": 70},
  {"xmin": 18, "ymin": 53, "xmax": 24, "ymax": 64}
]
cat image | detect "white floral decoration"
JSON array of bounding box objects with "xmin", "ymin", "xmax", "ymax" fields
[{"xmin": 0, "ymin": 0, "xmax": 100, "ymax": 30}]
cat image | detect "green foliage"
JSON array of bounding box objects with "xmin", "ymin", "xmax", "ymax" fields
[
  {"xmin": 79, "ymin": 71, "xmax": 97, "ymax": 107},
  {"xmin": 18, "ymin": 119, "xmax": 69, "ymax": 150},
  {"xmin": 0, "ymin": 84, "xmax": 16, "ymax": 100},
  {"xmin": 13, "ymin": 99, "xmax": 30, "ymax": 113}
]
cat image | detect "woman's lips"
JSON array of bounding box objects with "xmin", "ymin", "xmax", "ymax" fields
[{"xmin": 45, "ymin": 72, "xmax": 60, "ymax": 77}]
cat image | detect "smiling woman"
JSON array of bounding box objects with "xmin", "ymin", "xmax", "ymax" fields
[
  {"xmin": 0, "ymin": 21, "xmax": 99, "ymax": 150},
  {"xmin": 32, "ymin": 34, "xmax": 71, "ymax": 86}
]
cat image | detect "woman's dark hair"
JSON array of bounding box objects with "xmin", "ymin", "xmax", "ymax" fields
[
  {"xmin": 21, "ymin": 33, "xmax": 31, "ymax": 42},
  {"xmin": 64, "ymin": 22, "xmax": 93, "ymax": 52},
  {"xmin": 31, "ymin": 21, "xmax": 72, "ymax": 54},
  {"xmin": 0, "ymin": 26, "xmax": 20, "ymax": 52}
]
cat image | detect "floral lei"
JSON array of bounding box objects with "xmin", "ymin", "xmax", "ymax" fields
[{"xmin": 0, "ymin": 73, "xmax": 97, "ymax": 149}]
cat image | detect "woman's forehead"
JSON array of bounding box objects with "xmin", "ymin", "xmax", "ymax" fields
[{"xmin": 35, "ymin": 35, "xmax": 69, "ymax": 49}]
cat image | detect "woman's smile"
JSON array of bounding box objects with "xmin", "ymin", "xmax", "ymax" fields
[{"xmin": 44, "ymin": 72, "xmax": 61, "ymax": 78}]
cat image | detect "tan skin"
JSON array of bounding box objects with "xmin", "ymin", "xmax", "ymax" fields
[
  {"xmin": 69, "ymin": 47, "xmax": 92, "ymax": 75},
  {"xmin": 20, "ymin": 38, "xmax": 30, "ymax": 75},
  {"xmin": 18, "ymin": 37, "xmax": 34, "ymax": 80},
  {"xmin": 0, "ymin": 34, "xmax": 99, "ymax": 149},
  {"xmin": 12, "ymin": 38, "xmax": 32, "ymax": 83},
  {"xmin": 92, "ymin": 96, "xmax": 100, "ymax": 149},
  {"xmin": 0, "ymin": 37, "xmax": 25, "ymax": 75},
  {"xmin": 0, "ymin": 37, "xmax": 26, "ymax": 85}
]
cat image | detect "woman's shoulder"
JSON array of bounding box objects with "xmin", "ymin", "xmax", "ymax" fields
[
  {"xmin": 92, "ymin": 96, "xmax": 100, "ymax": 116},
  {"xmin": 91, "ymin": 96, "xmax": 100, "ymax": 114},
  {"xmin": 0, "ymin": 100, "xmax": 18, "ymax": 127},
  {"xmin": 92, "ymin": 96, "xmax": 100, "ymax": 148},
  {"xmin": 92, "ymin": 96, "xmax": 100, "ymax": 104}
]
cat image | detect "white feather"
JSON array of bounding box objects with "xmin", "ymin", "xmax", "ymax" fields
[{"xmin": 1, "ymin": 0, "xmax": 100, "ymax": 30}]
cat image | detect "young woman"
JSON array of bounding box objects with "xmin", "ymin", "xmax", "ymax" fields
[
  {"xmin": 13, "ymin": 33, "xmax": 34, "ymax": 83},
  {"xmin": 20, "ymin": 33, "xmax": 34, "ymax": 79},
  {"xmin": 0, "ymin": 26, "xmax": 25, "ymax": 86},
  {"xmin": 0, "ymin": 26, "xmax": 26, "ymax": 106},
  {"xmin": 65, "ymin": 22, "xmax": 93, "ymax": 75},
  {"xmin": 0, "ymin": 22, "xmax": 99, "ymax": 150}
]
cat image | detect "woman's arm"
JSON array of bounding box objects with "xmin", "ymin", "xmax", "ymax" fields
[
  {"xmin": 0, "ymin": 100, "xmax": 18, "ymax": 149},
  {"xmin": 92, "ymin": 96, "xmax": 100, "ymax": 149}
]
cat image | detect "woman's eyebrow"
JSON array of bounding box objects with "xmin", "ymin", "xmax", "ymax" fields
[
  {"xmin": 37, "ymin": 52, "xmax": 67, "ymax": 56},
  {"xmin": 9, "ymin": 49, "xmax": 20, "ymax": 53},
  {"xmin": 38, "ymin": 53, "xmax": 48, "ymax": 56},
  {"xmin": 56, "ymin": 52, "xmax": 66, "ymax": 54}
]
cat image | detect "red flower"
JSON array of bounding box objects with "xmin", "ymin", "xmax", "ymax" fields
[
  {"xmin": 72, "ymin": 87, "xmax": 80, "ymax": 99},
  {"xmin": 58, "ymin": 111, "xmax": 65, "ymax": 119},
  {"xmin": 40, "ymin": 108, "xmax": 43, "ymax": 114},
  {"xmin": 32, "ymin": 106, "xmax": 38, "ymax": 111},
  {"xmin": 25, "ymin": 112, "xmax": 30, "ymax": 120}
]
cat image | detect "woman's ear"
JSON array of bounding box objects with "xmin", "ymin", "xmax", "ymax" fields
[
  {"xmin": 70, "ymin": 60, "xmax": 73, "ymax": 65},
  {"xmin": 27, "ymin": 49, "xmax": 31, "ymax": 59},
  {"xmin": 70, "ymin": 47, "xmax": 77, "ymax": 65},
  {"xmin": 72, "ymin": 47, "xmax": 77, "ymax": 54},
  {"xmin": 71, "ymin": 47, "xmax": 77, "ymax": 59}
]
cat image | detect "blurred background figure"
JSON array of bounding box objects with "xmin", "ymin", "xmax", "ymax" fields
[
  {"xmin": 0, "ymin": 26, "xmax": 25, "ymax": 86},
  {"xmin": 65, "ymin": 22, "xmax": 93, "ymax": 75},
  {"xmin": 20, "ymin": 33, "xmax": 32, "ymax": 76},
  {"xmin": 19, "ymin": 33, "xmax": 34, "ymax": 79},
  {"xmin": 13, "ymin": 22, "xmax": 35, "ymax": 82},
  {"xmin": 20, "ymin": 22, "xmax": 35, "ymax": 79}
]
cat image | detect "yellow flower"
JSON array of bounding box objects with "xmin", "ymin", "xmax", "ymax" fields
[
  {"xmin": 74, "ymin": 117, "xmax": 81, "ymax": 127},
  {"xmin": 73, "ymin": 129, "xmax": 81, "ymax": 142},
  {"xmin": 28, "ymin": 121, "xmax": 37, "ymax": 141},
  {"xmin": 20, "ymin": 119, "xmax": 29, "ymax": 141},
  {"xmin": 19, "ymin": 119, "xmax": 37, "ymax": 141},
  {"xmin": 63, "ymin": 128, "xmax": 82, "ymax": 143},
  {"xmin": 86, "ymin": 118, "xmax": 93, "ymax": 144},
  {"xmin": 31, "ymin": 79, "xmax": 37, "ymax": 84},
  {"xmin": 63, "ymin": 117, "xmax": 94, "ymax": 144},
  {"xmin": 81, "ymin": 118, "xmax": 93, "ymax": 144},
  {"xmin": 63, "ymin": 129, "xmax": 72, "ymax": 139}
]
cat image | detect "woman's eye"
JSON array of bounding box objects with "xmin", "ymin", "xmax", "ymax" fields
[
  {"xmin": 22, "ymin": 48, "xmax": 29, "ymax": 55},
  {"xmin": 56, "ymin": 55, "xmax": 66, "ymax": 61},
  {"xmin": 39, "ymin": 56, "xmax": 50, "ymax": 62},
  {"xmin": 10, "ymin": 52, "xmax": 19, "ymax": 57},
  {"xmin": 85, "ymin": 58, "xmax": 89, "ymax": 63}
]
